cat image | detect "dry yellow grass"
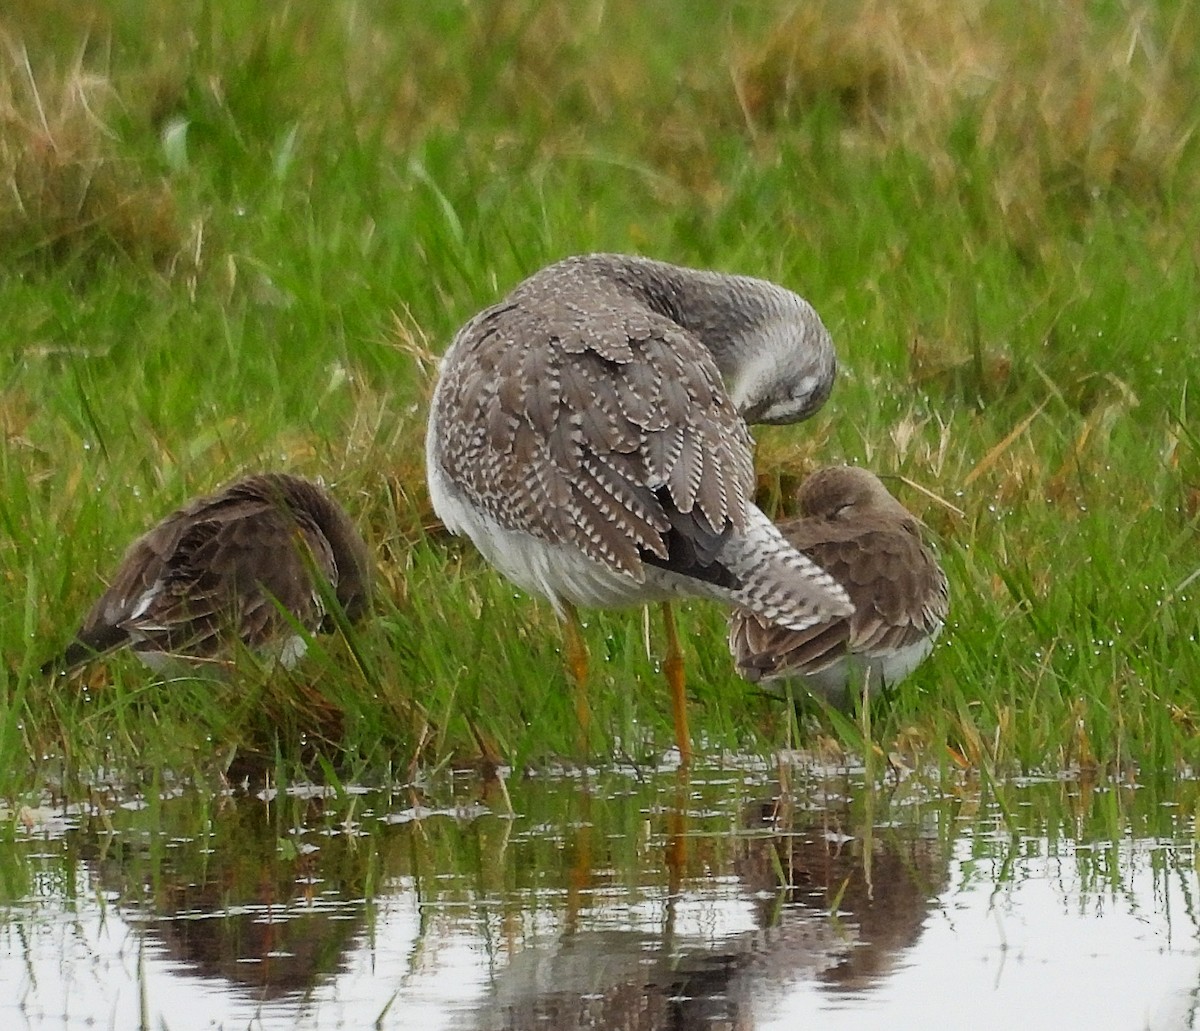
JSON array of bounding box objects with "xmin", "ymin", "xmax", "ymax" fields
[{"xmin": 0, "ymin": 39, "xmax": 182, "ymax": 271}]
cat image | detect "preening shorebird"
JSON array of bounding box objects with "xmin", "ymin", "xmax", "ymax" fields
[
  {"xmin": 729, "ymin": 465, "xmax": 949, "ymax": 707},
  {"xmin": 425, "ymin": 253, "xmax": 852, "ymax": 763},
  {"xmin": 47, "ymin": 473, "xmax": 372, "ymax": 676}
]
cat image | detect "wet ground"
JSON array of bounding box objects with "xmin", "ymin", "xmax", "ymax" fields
[{"xmin": 2, "ymin": 757, "xmax": 1197, "ymax": 1030}]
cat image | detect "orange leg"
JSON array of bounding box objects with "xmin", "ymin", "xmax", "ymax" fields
[
  {"xmin": 660, "ymin": 602, "xmax": 693, "ymax": 767},
  {"xmin": 663, "ymin": 767, "xmax": 689, "ymax": 942},
  {"xmin": 566, "ymin": 788, "xmax": 593, "ymax": 934},
  {"xmin": 561, "ymin": 601, "xmax": 592, "ymax": 756}
]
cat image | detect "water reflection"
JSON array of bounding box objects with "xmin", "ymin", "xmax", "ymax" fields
[
  {"xmin": 471, "ymin": 781, "xmax": 951, "ymax": 1030},
  {"xmin": 83, "ymin": 791, "xmax": 367, "ymax": 1000},
  {"xmin": 1, "ymin": 763, "xmax": 1198, "ymax": 1030}
]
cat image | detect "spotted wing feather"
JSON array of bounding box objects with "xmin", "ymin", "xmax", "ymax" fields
[
  {"xmin": 730, "ymin": 519, "xmax": 948, "ymax": 681},
  {"xmin": 434, "ymin": 295, "xmax": 754, "ymax": 583}
]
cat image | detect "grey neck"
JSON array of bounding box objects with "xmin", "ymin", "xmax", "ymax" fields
[{"xmin": 563, "ymin": 254, "xmax": 837, "ymax": 426}]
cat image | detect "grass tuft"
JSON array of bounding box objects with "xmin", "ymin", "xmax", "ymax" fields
[{"xmin": 0, "ymin": 38, "xmax": 182, "ymax": 275}]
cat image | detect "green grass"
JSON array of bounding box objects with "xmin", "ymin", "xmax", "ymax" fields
[{"xmin": 2, "ymin": 0, "xmax": 1199, "ymax": 798}]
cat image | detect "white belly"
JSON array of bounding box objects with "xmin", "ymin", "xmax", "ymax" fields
[
  {"xmin": 428, "ymin": 452, "xmax": 694, "ymax": 615},
  {"xmin": 765, "ymin": 630, "xmax": 941, "ymax": 709}
]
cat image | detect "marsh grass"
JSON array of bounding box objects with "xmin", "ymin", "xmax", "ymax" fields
[
  {"xmin": 0, "ymin": 41, "xmax": 182, "ymax": 274},
  {"xmin": 2, "ymin": 1, "xmax": 1199, "ymax": 800}
]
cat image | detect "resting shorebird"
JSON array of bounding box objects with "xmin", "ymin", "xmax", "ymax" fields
[
  {"xmin": 728, "ymin": 466, "xmax": 949, "ymax": 708},
  {"xmin": 46, "ymin": 473, "xmax": 373, "ymax": 675},
  {"xmin": 425, "ymin": 253, "xmax": 853, "ymax": 763}
]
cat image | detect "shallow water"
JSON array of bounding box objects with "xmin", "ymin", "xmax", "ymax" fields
[{"xmin": 1, "ymin": 759, "xmax": 1197, "ymax": 1031}]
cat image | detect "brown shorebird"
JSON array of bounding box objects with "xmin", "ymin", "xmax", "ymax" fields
[
  {"xmin": 425, "ymin": 253, "xmax": 853, "ymax": 763},
  {"xmin": 728, "ymin": 465, "xmax": 949, "ymax": 707},
  {"xmin": 47, "ymin": 473, "xmax": 373, "ymax": 675}
]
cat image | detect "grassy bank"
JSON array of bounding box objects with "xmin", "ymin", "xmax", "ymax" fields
[{"xmin": 1, "ymin": 1, "xmax": 1198, "ymax": 797}]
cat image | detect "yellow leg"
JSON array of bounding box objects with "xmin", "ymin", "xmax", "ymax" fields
[
  {"xmin": 660, "ymin": 602, "xmax": 692, "ymax": 767},
  {"xmin": 561, "ymin": 601, "xmax": 591, "ymax": 756}
]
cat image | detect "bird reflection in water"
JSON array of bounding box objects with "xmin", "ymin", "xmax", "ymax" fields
[
  {"xmin": 470, "ymin": 786, "xmax": 950, "ymax": 1030},
  {"xmin": 83, "ymin": 792, "xmax": 366, "ymax": 1002}
]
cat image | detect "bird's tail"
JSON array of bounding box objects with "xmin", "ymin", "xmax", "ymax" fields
[
  {"xmin": 715, "ymin": 507, "xmax": 853, "ymax": 632},
  {"xmin": 40, "ymin": 624, "xmax": 129, "ymax": 677}
]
